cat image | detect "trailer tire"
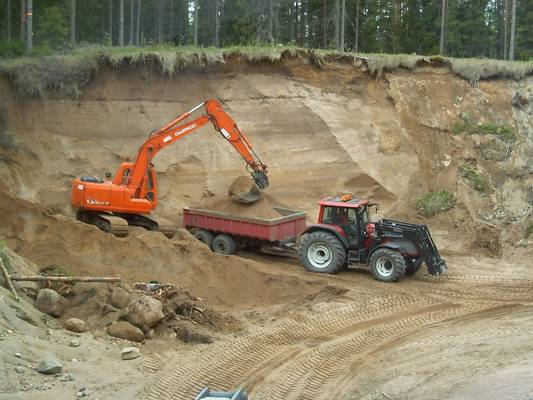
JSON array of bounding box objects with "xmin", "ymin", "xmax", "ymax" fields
[
  {"xmin": 194, "ymin": 230, "xmax": 214, "ymax": 249},
  {"xmin": 405, "ymin": 258, "xmax": 423, "ymax": 276},
  {"xmin": 369, "ymin": 248, "xmax": 406, "ymax": 282},
  {"xmin": 299, "ymin": 231, "xmax": 346, "ymax": 274},
  {"xmin": 212, "ymin": 234, "xmax": 237, "ymax": 255}
]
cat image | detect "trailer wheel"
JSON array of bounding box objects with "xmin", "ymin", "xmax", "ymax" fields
[
  {"xmin": 369, "ymin": 248, "xmax": 406, "ymax": 282},
  {"xmin": 299, "ymin": 231, "xmax": 346, "ymax": 274},
  {"xmin": 405, "ymin": 258, "xmax": 423, "ymax": 276},
  {"xmin": 194, "ymin": 230, "xmax": 214, "ymax": 249},
  {"xmin": 212, "ymin": 234, "xmax": 237, "ymax": 255}
]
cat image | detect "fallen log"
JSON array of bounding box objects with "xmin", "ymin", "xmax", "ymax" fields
[
  {"xmin": 10, "ymin": 276, "xmax": 121, "ymax": 283},
  {"xmin": 0, "ymin": 258, "xmax": 19, "ymax": 301}
]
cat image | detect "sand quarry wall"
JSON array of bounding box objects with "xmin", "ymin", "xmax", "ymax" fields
[{"xmin": 0, "ymin": 56, "xmax": 531, "ymax": 298}]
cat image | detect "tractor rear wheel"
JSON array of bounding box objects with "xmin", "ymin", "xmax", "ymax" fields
[
  {"xmin": 405, "ymin": 258, "xmax": 423, "ymax": 276},
  {"xmin": 299, "ymin": 231, "xmax": 346, "ymax": 274},
  {"xmin": 369, "ymin": 248, "xmax": 406, "ymax": 282},
  {"xmin": 212, "ymin": 234, "xmax": 237, "ymax": 255},
  {"xmin": 194, "ymin": 230, "xmax": 214, "ymax": 249}
]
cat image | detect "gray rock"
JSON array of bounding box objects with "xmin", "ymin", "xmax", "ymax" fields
[
  {"xmin": 108, "ymin": 321, "xmax": 144, "ymax": 343},
  {"xmin": 15, "ymin": 366, "xmax": 24, "ymax": 373},
  {"xmin": 35, "ymin": 289, "xmax": 68, "ymax": 318},
  {"xmin": 145, "ymin": 329, "xmax": 155, "ymax": 339},
  {"xmin": 59, "ymin": 372, "xmax": 75, "ymax": 382},
  {"xmin": 64, "ymin": 318, "xmax": 87, "ymax": 333},
  {"xmin": 120, "ymin": 295, "xmax": 164, "ymax": 333},
  {"xmin": 69, "ymin": 339, "xmax": 81, "ymax": 347},
  {"xmin": 76, "ymin": 387, "xmax": 89, "ymax": 397},
  {"xmin": 37, "ymin": 356, "xmax": 63, "ymax": 374},
  {"xmin": 109, "ymin": 286, "xmax": 132, "ymax": 309},
  {"xmin": 121, "ymin": 346, "xmax": 140, "ymax": 360},
  {"xmin": 15, "ymin": 353, "xmax": 22, "ymax": 358}
]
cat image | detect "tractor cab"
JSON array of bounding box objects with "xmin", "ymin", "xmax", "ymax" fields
[{"xmin": 317, "ymin": 195, "xmax": 375, "ymax": 250}]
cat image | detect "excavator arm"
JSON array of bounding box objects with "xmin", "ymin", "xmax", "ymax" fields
[{"xmin": 126, "ymin": 99, "xmax": 268, "ymax": 191}]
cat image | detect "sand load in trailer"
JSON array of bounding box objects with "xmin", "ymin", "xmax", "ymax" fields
[{"xmin": 183, "ymin": 206, "xmax": 307, "ymax": 255}]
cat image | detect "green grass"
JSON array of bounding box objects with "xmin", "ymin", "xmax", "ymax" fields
[
  {"xmin": 39, "ymin": 263, "xmax": 71, "ymax": 277},
  {"xmin": 526, "ymin": 224, "xmax": 533, "ymax": 238},
  {"xmin": 459, "ymin": 164, "xmax": 486, "ymax": 191},
  {"xmin": 417, "ymin": 190, "xmax": 455, "ymax": 217},
  {"xmin": 1, "ymin": 45, "xmax": 532, "ymax": 99},
  {"xmin": 451, "ymin": 120, "xmax": 516, "ymax": 142}
]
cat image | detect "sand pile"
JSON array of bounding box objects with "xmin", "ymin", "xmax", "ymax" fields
[
  {"xmin": 0, "ymin": 190, "xmax": 323, "ymax": 309},
  {"xmin": 196, "ymin": 175, "xmax": 284, "ymax": 219},
  {"xmin": 198, "ymin": 194, "xmax": 282, "ymax": 219}
]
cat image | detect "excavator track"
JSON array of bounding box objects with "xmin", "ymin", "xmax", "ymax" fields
[
  {"xmin": 76, "ymin": 211, "xmax": 130, "ymax": 237},
  {"xmin": 117, "ymin": 213, "xmax": 177, "ymax": 239}
]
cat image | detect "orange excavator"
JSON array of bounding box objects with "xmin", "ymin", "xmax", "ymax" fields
[{"xmin": 71, "ymin": 99, "xmax": 269, "ymax": 237}]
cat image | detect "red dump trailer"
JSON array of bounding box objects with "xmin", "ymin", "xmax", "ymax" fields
[{"xmin": 183, "ymin": 206, "xmax": 307, "ymax": 255}]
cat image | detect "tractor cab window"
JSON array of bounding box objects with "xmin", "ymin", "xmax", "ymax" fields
[
  {"xmin": 358, "ymin": 206, "xmax": 370, "ymax": 225},
  {"xmin": 323, "ymin": 207, "xmax": 357, "ymax": 225},
  {"xmin": 322, "ymin": 207, "xmax": 358, "ymax": 239}
]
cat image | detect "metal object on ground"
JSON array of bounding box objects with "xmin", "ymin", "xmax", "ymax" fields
[{"xmin": 195, "ymin": 387, "xmax": 248, "ymax": 400}]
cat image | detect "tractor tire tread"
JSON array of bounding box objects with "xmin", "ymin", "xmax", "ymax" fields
[
  {"xmin": 299, "ymin": 231, "xmax": 346, "ymax": 274},
  {"xmin": 369, "ymin": 248, "xmax": 406, "ymax": 283}
]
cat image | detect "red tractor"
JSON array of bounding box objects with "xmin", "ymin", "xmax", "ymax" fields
[{"xmin": 298, "ymin": 195, "xmax": 447, "ymax": 282}]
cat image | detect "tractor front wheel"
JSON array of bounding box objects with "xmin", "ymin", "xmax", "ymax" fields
[
  {"xmin": 405, "ymin": 258, "xmax": 423, "ymax": 276},
  {"xmin": 369, "ymin": 248, "xmax": 406, "ymax": 282},
  {"xmin": 299, "ymin": 231, "xmax": 346, "ymax": 274}
]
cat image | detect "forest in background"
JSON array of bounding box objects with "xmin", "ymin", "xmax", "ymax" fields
[{"xmin": 0, "ymin": 0, "xmax": 531, "ymax": 60}]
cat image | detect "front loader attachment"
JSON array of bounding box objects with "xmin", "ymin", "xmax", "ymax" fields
[{"xmin": 377, "ymin": 219, "xmax": 448, "ymax": 276}]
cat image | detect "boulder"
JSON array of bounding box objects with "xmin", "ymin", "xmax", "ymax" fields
[
  {"xmin": 121, "ymin": 347, "xmax": 140, "ymax": 360},
  {"xmin": 108, "ymin": 321, "xmax": 144, "ymax": 343},
  {"xmin": 109, "ymin": 286, "xmax": 132, "ymax": 309},
  {"xmin": 64, "ymin": 318, "xmax": 86, "ymax": 333},
  {"xmin": 120, "ymin": 295, "xmax": 164, "ymax": 333},
  {"xmin": 37, "ymin": 356, "xmax": 63, "ymax": 374},
  {"xmin": 35, "ymin": 289, "xmax": 67, "ymax": 318}
]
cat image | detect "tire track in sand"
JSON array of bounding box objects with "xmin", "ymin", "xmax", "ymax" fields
[
  {"xmin": 252, "ymin": 302, "xmax": 497, "ymax": 400},
  {"xmin": 142, "ymin": 294, "xmax": 432, "ymax": 399}
]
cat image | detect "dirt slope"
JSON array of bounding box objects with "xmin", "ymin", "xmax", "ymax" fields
[{"xmin": 0, "ymin": 54, "xmax": 532, "ymax": 399}]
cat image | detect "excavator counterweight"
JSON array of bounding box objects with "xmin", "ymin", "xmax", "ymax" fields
[{"xmin": 71, "ymin": 99, "xmax": 268, "ymax": 237}]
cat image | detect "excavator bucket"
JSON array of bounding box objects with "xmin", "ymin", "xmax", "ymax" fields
[
  {"xmin": 228, "ymin": 175, "xmax": 263, "ymax": 204},
  {"xmin": 230, "ymin": 185, "xmax": 262, "ymax": 204}
]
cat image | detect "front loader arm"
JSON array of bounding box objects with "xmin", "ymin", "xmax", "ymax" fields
[{"xmin": 126, "ymin": 99, "xmax": 268, "ymax": 191}]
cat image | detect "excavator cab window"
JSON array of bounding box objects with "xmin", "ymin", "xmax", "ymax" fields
[
  {"xmin": 121, "ymin": 168, "xmax": 131, "ymax": 185},
  {"xmin": 146, "ymin": 170, "xmax": 154, "ymax": 190}
]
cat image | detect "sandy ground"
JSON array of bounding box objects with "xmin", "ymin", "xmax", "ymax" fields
[{"xmin": 0, "ymin": 56, "xmax": 532, "ymax": 399}]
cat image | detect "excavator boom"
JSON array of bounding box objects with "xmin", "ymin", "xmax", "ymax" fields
[
  {"xmin": 71, "ymin": 99, "xmax": 268, "ymax": 237},
  {"xmin": 126, "ymin": 99, "xmax": 268, "ymax": 191}
]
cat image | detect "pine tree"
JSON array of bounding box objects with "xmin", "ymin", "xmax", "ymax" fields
[
  {"xmin": 70, "ymin": 0, "xmax": 76, "ymax": 43},
  {"xmin": 439, "ymin": 0, "xmax": 447, "ymax": 54},
  {"xmin": 509, "ymin": 0, "xmax": 516, "ymax": 60}
]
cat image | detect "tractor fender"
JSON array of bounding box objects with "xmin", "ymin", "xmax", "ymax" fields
[
  {"xmin": 369, "ymin": 239, "xmax": 419, "ymax": 258},
  {"xmin": 301, "ymin": 224, "xmax": 349, "ymax": 249}
]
